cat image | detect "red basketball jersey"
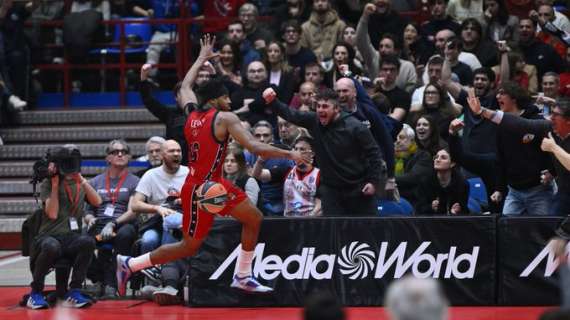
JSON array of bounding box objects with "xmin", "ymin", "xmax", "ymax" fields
[{"xmin": 184, "ymin": 108, "xmax": 227, "ymax": 183}]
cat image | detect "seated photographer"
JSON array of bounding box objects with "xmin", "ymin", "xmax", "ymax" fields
[
  {"xmin": 28, "ymin": 145, "xmax": 102, "ymax": 309},
  {"xmin": 84, "ymin": 139, "xmax": 140, "ymax": 298},
  {"xmin": 131, "ymin": 140, "xmax": 189, "ymax": 303}
]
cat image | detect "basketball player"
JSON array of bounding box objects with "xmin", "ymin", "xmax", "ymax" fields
[{"xmin": 116, "ymin": 35, "xmax": 307, "ymax": 295}]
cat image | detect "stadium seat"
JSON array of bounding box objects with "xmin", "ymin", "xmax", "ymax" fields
[
  {"xmin": 378, "ymin": 197, "xmax": 414, "ymax": 216},
  {"xmin": 91, "ymin": 18, "xmax": 152, "ymax": 91},
  {"xmin": 467, "ymin": 197, "xmax": 482, "ymax": 214},
  {"xmin": 467, "ymin": 177, "xmax": 488, "ymax": 208}
]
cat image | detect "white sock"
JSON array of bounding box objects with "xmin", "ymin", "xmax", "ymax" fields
[
  {"xmin": 127, "ymin": 253, "xmax": 152, "ymax": 273},
  {"xmin": 236, "ymin": 249, "xmax": 254, "ymax": 278}
]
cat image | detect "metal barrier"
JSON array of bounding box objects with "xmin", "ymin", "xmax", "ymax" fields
[{"xmin": 27, "ymin": 2, "xmax": 424, "ymax": 108}]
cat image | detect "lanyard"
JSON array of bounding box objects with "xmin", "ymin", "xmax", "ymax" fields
[
  {"xmin": 63, "ymin": 180, "xmax": 81, "ymax": 216},
  {"xmin": 105, "ymin": 170, "xmax": 128, "ymax": 205}
]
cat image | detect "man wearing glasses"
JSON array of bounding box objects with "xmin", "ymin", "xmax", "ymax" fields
[
  {"xmin": 466, "ymin": 85, "xmax": 558, "ymax": 216},
  {"xmin": 84, "ymin": 139, "xmax": 140, "ymax": 298}
]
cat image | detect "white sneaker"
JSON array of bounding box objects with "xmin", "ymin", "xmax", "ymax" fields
[
  {"xmin": 152, "ymin": 285, "xmax": 180, "ymax": 305},
  {"xmin": 230, "ymin": 275, "xmax": 273, "ymax": 294},
  {"xmin": 8, "ymin": 95, "xmax": 26, "ymax": 110}
]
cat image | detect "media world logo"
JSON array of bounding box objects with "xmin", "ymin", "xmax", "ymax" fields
[
  {"xmin": 520, "ymin": 242, "xmax": 569, "ymax": 278},
  {"xmin": 210, "ymin": 241, "xmax": 479, "ymax": 281}
]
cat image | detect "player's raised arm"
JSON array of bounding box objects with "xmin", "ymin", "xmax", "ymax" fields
[{"xmin": 179, "ymin": 34, "xmax": 218, "ymax": 106}]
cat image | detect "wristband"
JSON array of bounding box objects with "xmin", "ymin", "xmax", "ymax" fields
[{"xmin": 475, "ymin": 107, "xmax": 485, "ymax": 117}]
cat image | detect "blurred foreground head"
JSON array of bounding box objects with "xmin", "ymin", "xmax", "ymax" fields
[{"xmin": 385, "ymin": 276, "xmax": 449, "ymax": 320}]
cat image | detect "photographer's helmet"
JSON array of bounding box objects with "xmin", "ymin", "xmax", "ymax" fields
[{"xmin": 49, "ymin": 144, "xmax": 82, "ymax": 175}]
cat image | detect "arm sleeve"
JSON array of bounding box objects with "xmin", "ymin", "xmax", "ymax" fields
[
  {"xmin": 244, "ymin": 177, "xmax": 260, "ymax": 206},
  {"xmin": 358, "ymin": 95, "xmax": 395, "ymax": 178},
  {"xmin": 500, "ymin": 113, "xmax": 552, "ymax": 136},
  {"xmin": 269, "ymin": 99, "xmax": 316, "ymax": 129},
  {"xmin": 139, "ymin": 80, "xmax": 170, "ymax": 122},
  {"xmin": 396, "ymin": 152, "xmax": 433, "ymax": 189},
  {"xmin": 355, "ymin": 15, "xmax": 379, "ymax": 79},
  {"xmin": 448, "ymin": 134, "xmax": 496, "ymax": 177},
  {"xmin": 355, "ymin": 125, "xmax": 384, "ymax": 187}
]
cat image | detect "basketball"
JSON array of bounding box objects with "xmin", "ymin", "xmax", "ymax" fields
[{"xmin": 196, "ymin": 180, "xmax": 228, "ymax": 214}]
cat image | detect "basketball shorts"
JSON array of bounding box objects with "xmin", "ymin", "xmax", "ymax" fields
[{"xmin": 181, "ymin": 178, "xmax": 248, "ymax": 239}]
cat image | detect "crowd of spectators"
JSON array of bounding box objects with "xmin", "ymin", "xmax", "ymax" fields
[{"xmin": 17, "ymin": 0, "xmax": 570, "ymax": 309}]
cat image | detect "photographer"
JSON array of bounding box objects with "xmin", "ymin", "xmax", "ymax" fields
[
  {"xmin": 84, "ymin": 139, "xmax": 139, "ymax": 298},
  {"xmin": 28, "ymin": 144, "xmax": 101, "ymax": 309}
]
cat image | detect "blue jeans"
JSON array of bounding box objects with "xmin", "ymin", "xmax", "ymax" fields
[
  {"xmin": 162, "ymin": 212, "xmax": 182, "ymax": 245},
  {"xmin": 503, "ymin": 184, "xmax": 554, "ymax": 216},
  {"xmin": 550, "ymin": 188, "xmax": 570, "ymax": 216},
  {"xmin": 140, "ymin": 229, "xmax": 161, "ymax": 254}
]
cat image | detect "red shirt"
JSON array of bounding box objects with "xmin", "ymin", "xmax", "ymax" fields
[
  {"xmin": 184, "ymin": 107, "xmax": 228, "ymax": 183},
  {"xmin": 202, "ymin": 0, "xmax": 245, "ymax": 33}
]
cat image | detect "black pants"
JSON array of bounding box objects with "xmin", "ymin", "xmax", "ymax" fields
[
  {"xmin": 93, "ymin": 223, "xmax": 137, "ymax": 287},
  {"xmin": 162, "ymin": 258, "xmax": 189, "ymax": 289},
  {"xmin": 31, "ymin": 233, "xmax": 95, "ymax": 293},
  {"xmin": 320, "ymin": 184, "xmax": 378, "ymax": 216}
]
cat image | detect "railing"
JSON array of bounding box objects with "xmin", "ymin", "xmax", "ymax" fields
[{"xmin": 28, "ymin": 7, "xmax": 424, "ymax": 108}]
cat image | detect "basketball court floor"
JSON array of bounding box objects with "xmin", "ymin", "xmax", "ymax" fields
[{"xmin": 0, "ymin": 251, "xmax": 554, "ymax": 320}]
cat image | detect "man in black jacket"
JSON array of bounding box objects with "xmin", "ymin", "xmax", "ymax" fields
[
  {"xmin": 466, "ymin": 83, "xmax": 555, "ymax": 216},
  {"xmin": 139, "ymin": 61, "xmax": 212, "ymax": 164},
  {"xmin": 263, "ymin": 87, "xmax": 383, "ymax": 216}
]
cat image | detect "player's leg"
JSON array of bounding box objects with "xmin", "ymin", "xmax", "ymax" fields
[
  {"xmin": 116, "ymin": 234, "xmax": 205, "ymax": 296},
  {"xmin": 228, "ymin": 199, "xmax": 273, "ymax": 293}
]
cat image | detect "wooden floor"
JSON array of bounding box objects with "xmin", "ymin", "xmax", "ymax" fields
[{"xmin": 0, "ymin": 287, "xmax": 555, "ymax": 320}]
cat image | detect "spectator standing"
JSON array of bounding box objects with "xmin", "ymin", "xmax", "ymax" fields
[
  {"xmin": 201, "ymin": 0, "xmax": 245, "ymax": 34},
  {"xmin": 355, "ymin": 11, "xmax": 417, "ymax": 93},
  {"xmin": 282, "ymin": 20, "xmax": 317, "ymax": 78},
  {"xmin": 402, "ymin": 22, "xmax": 435, "ymax": 68},
  {"xmin": 238, "ymin": 3, "xmax": 273, "ymax": 50},
  {"xmin": 373, "ymin": 56, "xmax": 412, "ymax": 122},
  {"xmin": 482, "ymin": 0, "xmax": 519, "ymax": 43},
  {"xmin": 421, "ymin": 0, "xmax": 461, "ymax": 43},
  {"xmin": 518, "ymin": 18, "xmax": 564, "ymax": 83},
  {"xmin": 323, "ymin": 42, "xmax": 362, "ymax": 89},
  {"xmin": 264, "ymin": 88, "xmax": 384, "ymax": 216},
  {"xmin": 215, "ymin": 39, "xmax": 242, "ymax": 86},
  {"xmin": 139, "ymin": 64, "xmax": 192, "ymax": 164},
  {"xmin": 265, "ymin": 40, "xmax": 298, "ymax": 104},
  {"xmin": 446, "ymin": 0, "xmax": 483, "ymax": 24},
  {"xmin": 467, "ymin": 84, "xmax": 555, "ymax": 215},
  {"xmin": 226, "ymin": 21, "xmax": 261, "ymax": 71},
  {"xmin": 144, "ymin": 0, "xmax": 181, "ymax": 78},
  {"xmin": 460, "ymin": 18, "xmax": 499, "ymax": 67},
  {"xmin": 0, "ymin": 0, "xmax": 35, "ymax": 110},
  {"xmin": 300, "ymin": 0, "xmax": 346, "ymax": 61},
  {"xmin": 362, "ymin": 0, "xmax": 408, "ymax": 50},
  {"xmin": 472, "ymin": 96, "xmax": 570, "ymax": 215}
]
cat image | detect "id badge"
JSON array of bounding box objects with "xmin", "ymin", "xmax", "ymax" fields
[
  {"xmin": 103, "ymin": 205, "xmax": 115, "ymax": 217},
  {"xmin": 69, "ymin": 217, "xmax": 79, "ymax": 231}
]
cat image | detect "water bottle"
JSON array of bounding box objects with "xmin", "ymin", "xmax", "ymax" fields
[{"xmin": 183, "ymin": 275, "xmax": 190, "ymax": 305}]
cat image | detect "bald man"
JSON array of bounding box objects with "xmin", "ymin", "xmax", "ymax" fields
[
  {"xmin": 131, "ymin": 140, "xmax": 190, "ymax": 254},
  {"xmin": 334, "ymin": 77, "xmax": 396, "ymax": 189}
]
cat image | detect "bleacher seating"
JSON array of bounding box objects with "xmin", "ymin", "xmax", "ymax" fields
[{"xmin": 0, "ymin": 108, "xmax": 165, "ymax": 238}]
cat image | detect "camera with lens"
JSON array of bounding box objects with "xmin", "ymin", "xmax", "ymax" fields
[{"xmin": 31, "ymin": 145, "xmax": 82, "ymax": 185}]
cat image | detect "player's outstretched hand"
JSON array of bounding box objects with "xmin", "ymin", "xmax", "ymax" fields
[
  {"xmin": 199, "ymin": 34, "xmax": 218, "ymax": 60},
  {"xmin": 262, "ymin": 88, "xmax": 277, "ymax": 104}
]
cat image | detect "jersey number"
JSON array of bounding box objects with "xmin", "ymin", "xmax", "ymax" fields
[{"xmin": 190, "ymin": 142, "xmax": 200, "ymax": 162}]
